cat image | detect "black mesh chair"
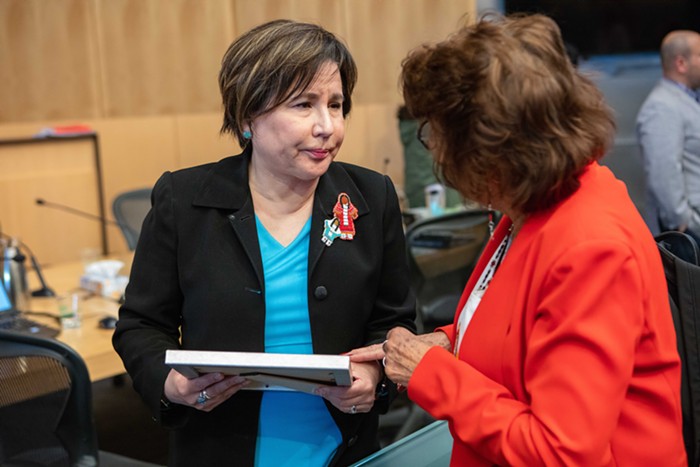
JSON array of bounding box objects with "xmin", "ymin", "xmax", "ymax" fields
[
  {"xmin": 655, "ymin": 231, "xmax": 700, "ymax": 466},
  {"xmin": 112, "ymin": 188, "xmax": 152, "ymax": 251},
  {"xmin": 0, "ymin": 330, "xmax": 163, "ymax": 466},
  {"xmin": 405, "ymin": 209, "xmax": 491, "ymax": 333},
  {"xmin": 379, "ymin": 209, "xmax": 491, "ymax": 445}
]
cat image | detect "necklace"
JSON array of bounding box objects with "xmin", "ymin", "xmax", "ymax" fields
[{"xmin": 454, "ymin": 227, "xmax": 513, "ymax": 355}]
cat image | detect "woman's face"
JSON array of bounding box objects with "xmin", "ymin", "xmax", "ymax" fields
[{"xmin": 247, "ymin": 61, "xmax": 345, "ymax": 186}]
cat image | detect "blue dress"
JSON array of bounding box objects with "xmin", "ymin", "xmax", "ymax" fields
[{"xmin": 254, "ymin": 216, "xmax": 342, "ymax": 467}]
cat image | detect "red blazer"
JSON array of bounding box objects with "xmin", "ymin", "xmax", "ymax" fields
[{"xmin": 409, "ymin": 163, "xmax": 686, "ymax": 466}]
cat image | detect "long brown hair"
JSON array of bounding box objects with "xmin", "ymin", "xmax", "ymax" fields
[{"xmin": 401, "ymin": 14, "xmax": 615, "ymax": 214}]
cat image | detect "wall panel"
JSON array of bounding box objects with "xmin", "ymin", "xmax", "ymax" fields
[
  {"xmin": 232, "ymin": 0, "xmax": 345, "ymax": 37},
  {"xmin": 0, "ymin": 138, "xmax": 102, "ymax": 264},
  {"xmin": 86, "ymin": 116, "xmax": 179, "ymax": 251},
  {"xmin": 0, "ymin": 0, "xmax": 476, "ymax": 261},
  {"xmin": 342, "ymin": 103, "xmax": 404, "ymax": 185},
  {"xmin": 0, "ymin": 0, "xmax": 101, "ymax": 121},
  {"xmin": 96, "ymin": 0, "xmax": 233, "ymax": 117},
  {"xmin": 174, "ymin": 113, "xmax": 240, "ymax": 169},
  {"xmin": 344, "ymin": 0, "xmax": 475, "ymax": 105}
]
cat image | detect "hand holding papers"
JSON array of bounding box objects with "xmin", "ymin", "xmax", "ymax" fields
[{"xmin": 165, "ymin": 350, "xmax": 352, "ymax": 394}]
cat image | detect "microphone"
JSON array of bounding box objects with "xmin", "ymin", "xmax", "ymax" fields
[{"xmin": 35, "ymin": 198, "xmax": 122, "ymax": 227}]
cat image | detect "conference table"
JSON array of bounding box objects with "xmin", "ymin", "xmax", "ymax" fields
[
  {"xmin": 26, "ymin": 256, "xmax": 130, "ymax": 382},
  {"xmin": 25, "ymin": 256, "xmax": 455, "ymax": 464}
]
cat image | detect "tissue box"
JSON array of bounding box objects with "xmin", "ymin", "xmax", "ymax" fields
[{"xmin": 80, "ymin": 274, "xmax": 129, "ymax": 300}]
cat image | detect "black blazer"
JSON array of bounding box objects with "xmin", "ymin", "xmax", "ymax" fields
[{"xmin": 113, "ymin": 151, "xmax": 416, "ymax": 466}]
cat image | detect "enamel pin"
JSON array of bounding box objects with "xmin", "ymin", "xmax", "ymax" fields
[
  {"xmin": 322, "ymin": 217, "xmax": 341, "ymax": 246},
  {"xmin": 321, "ymin": 192, "xmax": 358, "ymax": 246}
]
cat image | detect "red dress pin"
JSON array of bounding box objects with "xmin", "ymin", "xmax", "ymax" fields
[
  {"xmin": 333, "ymin": 193, "xmax": 358, "ymax": 240},
  {"xmin": 321, "ymin": 193, "xmax": 358, "ymax": 247}
]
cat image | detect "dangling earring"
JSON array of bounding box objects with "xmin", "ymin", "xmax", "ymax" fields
[{"xmin": 488, "ymin": 204, "xmax": 495, "ymax": 239}]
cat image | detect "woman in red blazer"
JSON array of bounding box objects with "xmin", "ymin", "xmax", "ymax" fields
[{"xmin": 352, "ymin": 14, "xmax": 686, "ymax": 466}]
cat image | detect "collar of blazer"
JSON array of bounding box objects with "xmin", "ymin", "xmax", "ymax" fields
[{"xmin": 190, "ymin": 150, "xmax": 370, "ymax": 219}]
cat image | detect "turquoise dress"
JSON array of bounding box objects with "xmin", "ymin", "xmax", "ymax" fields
[{"xmin": 254, "ymin": 217, "xmax": 342, "ymax": 467}]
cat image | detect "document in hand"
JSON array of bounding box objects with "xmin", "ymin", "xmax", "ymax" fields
[{"xmin": 165, "ymin": 349, "xmax": 352, "ymax": 394}]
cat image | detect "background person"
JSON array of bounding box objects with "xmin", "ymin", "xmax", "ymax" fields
[
  {"xmin": 352, "ymin": 14, "xmax": 686, "ymax": 466},
  {"xmin": 113, "ymin": 19, "xmax": 415, "ymax": 467},
  {"xmin": 636, "ymin": 30, "xmax": 700, "ymax": 240}
]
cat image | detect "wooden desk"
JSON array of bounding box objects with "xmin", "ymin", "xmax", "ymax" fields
[{"xmin": 26, "ymin": 258, "xmax": 130, "ymax": 382}]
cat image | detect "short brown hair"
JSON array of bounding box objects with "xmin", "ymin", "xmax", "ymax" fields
[
  {"xmin": 401, "ymin": 14, "xmax": 615, "ymax": 214},
  {"xmin": 219, "ymin": 19, "xmax": 357, "ymax": 146}
]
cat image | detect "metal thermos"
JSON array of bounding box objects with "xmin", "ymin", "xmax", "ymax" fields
[{"xmin": 1, "ymin": 237, "xmax": 30, "ymax": 311}]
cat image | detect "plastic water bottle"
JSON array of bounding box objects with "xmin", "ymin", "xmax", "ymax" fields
[{"xmin": 424, "ymin": 183, "xmax": 446, "ymax": 216}]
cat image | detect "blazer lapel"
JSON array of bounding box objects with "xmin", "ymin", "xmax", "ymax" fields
[
  {"xmin": 189, "ymin": 155, "xmax": 371, "ymax": 287},
  {"xmin": 191, "ymin": 151, "xmax": 264, "ymax": 289},
  {"xmin": 308, "ymin": 162, "xmax": 370, "ymax": 275}
]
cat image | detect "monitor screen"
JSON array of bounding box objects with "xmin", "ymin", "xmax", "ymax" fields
[{"xmin": 504, "ymin": 0, "xmax": 700, "ymax": 58}]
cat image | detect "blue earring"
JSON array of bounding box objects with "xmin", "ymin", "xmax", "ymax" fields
[{"xmin": 243, "ymin": 130, "xmax": 252, "ymax": 139}]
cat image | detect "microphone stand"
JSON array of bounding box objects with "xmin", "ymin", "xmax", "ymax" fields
[
  {"xmin": 28, "ymin": 252, "xmax": 55, "ymax": 297},
  {"xmin": 35, "ymin": 198, "xmax": 123, "ymax": 228},
  {"xmin": 35, "ymin": 197, "xmax": 127, "ymax": 260}
]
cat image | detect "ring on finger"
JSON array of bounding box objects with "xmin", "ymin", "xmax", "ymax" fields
[
  {"xmin": 382, "ymin": 356, "xmax": 387, "ymax": 367},
  {"xmin": 350, "ymin": 405, "xmax": 357, "ymax": 414},
  {"xmin": 382, "ymin": 340, "xmax": 388, "ymax": 352},
  {"xmin": 196, "ymin": 390, "xmax": 211, "ymax": 405}
]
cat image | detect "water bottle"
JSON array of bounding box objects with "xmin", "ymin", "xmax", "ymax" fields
[
  {"xmin": 424, "ymin": 183, "xmax": 446, "ymax": 216},
  {"xmin": 1, "ymin": 238, "xmax": 30, "ymax": 311}
]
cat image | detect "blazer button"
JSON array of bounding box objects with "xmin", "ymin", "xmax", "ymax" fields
[
  {"xmin": 314, "ymin": 286, "xmax": 328, "ymax": 300},
  {"xmin": 347, "ymin": 435, "xmax": 358, "ymax": 447}
]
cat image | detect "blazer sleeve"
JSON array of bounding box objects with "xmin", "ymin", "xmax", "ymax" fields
[
  {"xmin": 364, "ymin": 175, "xmax": 417, "ymax": 343},
  {"xmin": 362, "ymin": 175, "xmax": 417, "ymax": 413},
  {"xmin": 408, "ymin": 240, "xmax": 647, "ymax": 465},
  {"xmin": 112, "ymin": 172, "xmax": 187, "ymax": 426}
]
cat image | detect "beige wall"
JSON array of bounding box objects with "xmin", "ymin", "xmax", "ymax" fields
[{"xmin": 0, "ymin": 0, "xmax": 475, "ymax": 263}]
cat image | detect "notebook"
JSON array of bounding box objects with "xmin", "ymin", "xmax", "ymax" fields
[{"xmin": 0, "ymin": 283, "xmax": 60, "ymax": 338}]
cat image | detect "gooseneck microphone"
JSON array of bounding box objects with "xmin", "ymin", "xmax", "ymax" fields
[{"xmin": 35, "ymin": 198, "xmax": 123, "ymax": 227}]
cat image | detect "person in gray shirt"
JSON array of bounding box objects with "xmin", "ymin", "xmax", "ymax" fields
[{"xmin": 637, "ymin": 30, "xmax": 700, "ymax": 241}]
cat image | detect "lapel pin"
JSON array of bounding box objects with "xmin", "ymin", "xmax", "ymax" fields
[
  {"xmin": 322, "ymin": 217, "xmax": 341, "ymax": 247},
  {"xmin": 321, "ymin": 192, "xmax": 358, "ymax": 247},
  {"xmin": 332, "ymin": 192, "xmax": 358, "ymax": 240}
]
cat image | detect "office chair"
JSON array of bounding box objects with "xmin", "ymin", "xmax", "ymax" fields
[
  {"xmin": 655, "ymin": 231, "xmax": 700, "ymax": 467},
  {"xmin": 405, "ymin": 209, "xmax": 491, "ymax": 333},
  {"xmin": 0, "ymin": 329, "xmax": 163, "ymax": 467},
  {"xmin": 112, "ymin": 188, "xmax": 152, "ymax": 251},
  {"xmin": 378, "ymin": 209, "xmax": 491, "ymax": 445}
]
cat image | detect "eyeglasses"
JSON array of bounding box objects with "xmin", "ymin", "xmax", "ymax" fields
[{"xmin": 417, "ymin": 121, "xmax": 433, "ymax": 150}]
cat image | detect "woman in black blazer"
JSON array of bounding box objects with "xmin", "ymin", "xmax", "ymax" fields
[{"xmin": 112, "ymin": 19, "xmax": 415, "ymax": 467}]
